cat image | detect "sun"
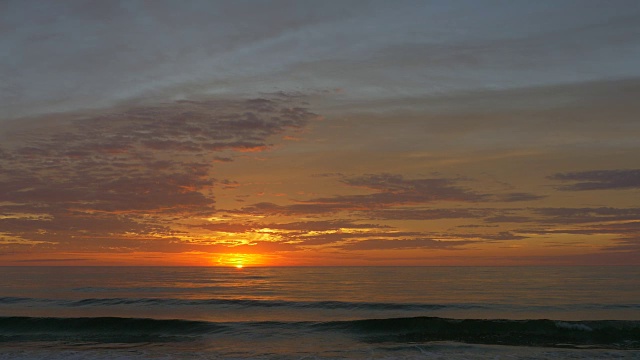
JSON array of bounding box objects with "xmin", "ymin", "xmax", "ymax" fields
[{"xmin": 216, "ymin": 253, "xmax": 263, "ymax": 268}]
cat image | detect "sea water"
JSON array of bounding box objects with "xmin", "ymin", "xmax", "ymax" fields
[{"xmin": 0, "ymin": 266, "xmax": 638, "ymax": 359}]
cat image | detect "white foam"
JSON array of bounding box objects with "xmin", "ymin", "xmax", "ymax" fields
[{"xmin": 555, "ymin": 321, "xmax": 593, "ymax": 331}]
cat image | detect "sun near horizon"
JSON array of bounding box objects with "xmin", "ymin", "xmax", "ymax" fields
[{"xmin": 1, "ymin": 1, "xmax": 639, "ymax": 268}]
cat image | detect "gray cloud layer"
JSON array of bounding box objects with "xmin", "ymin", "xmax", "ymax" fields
[
  {"xmin": 550, "ymin": 169, "xmax": 640, "ymax": 190},
  {"xmin": 3, "ymin": 0, "xmax": 639, "ymax": 119}
]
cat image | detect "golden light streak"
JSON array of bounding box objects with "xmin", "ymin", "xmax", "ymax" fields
[{"xmin": 216, "ymin": 253, "xmax": 264, "ymax": 267}]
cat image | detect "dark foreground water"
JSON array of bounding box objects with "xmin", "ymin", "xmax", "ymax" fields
[{"xmin": 0, "ymin": 266, "xmax": 638, "ymax": 359}]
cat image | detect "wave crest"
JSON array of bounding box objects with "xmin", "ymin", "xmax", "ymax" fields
[{"xmin": 1, "ymin": 316, "xmax": 638, "ymax": 349}]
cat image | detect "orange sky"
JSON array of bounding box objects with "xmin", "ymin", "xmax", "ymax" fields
[{"xmin": 1, "ymin": 1, "xmax": 640, "ymax": 266}]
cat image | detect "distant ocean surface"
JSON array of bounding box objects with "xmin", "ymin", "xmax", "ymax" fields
[{"xmin": 0, "ymin": 266, "xmax": 639, "ymax": 359}]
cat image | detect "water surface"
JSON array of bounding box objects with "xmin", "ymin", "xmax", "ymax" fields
[{"xmin": 1, "ymin": 266, "xmax": 638, "ymax": 359}]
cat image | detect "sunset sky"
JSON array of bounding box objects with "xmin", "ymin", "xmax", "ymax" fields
[{"xmin": 1, "ymin": 0, "xmax": 639, "ymax": 266}]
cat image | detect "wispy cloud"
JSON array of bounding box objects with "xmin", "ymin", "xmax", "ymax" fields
[
  {"xmin": 533, "ymin": 207, "xmax": 640, "ymax": 223},
  {"xmin": 550, "ymin": 169, "xmax": 640, "ymax": 190},
  {"xmin": 337, "ymin": 238, "xmax": 475, "ymax": 251}
]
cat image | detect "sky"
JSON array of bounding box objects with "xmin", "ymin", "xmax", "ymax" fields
[{"xmin": 1, "ymin": 0, "xmax": 640, "ymax": 266}]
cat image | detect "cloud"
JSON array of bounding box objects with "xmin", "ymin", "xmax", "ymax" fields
[
  {"xmin": 7, "ymin": 0, "xmax": 638, "ymax": 123},
  {"xmin": 495, "ymin": 192, "xmax": 546, "ymax": 202},
  {"xmin": 522, "ymin": 220, "xmax": 640, "ymax": 256},
  {"xmin": 365, "ymin": 208, "xmax": 494, "ymax": 220},
  {"xmin": 604, "ymin": 236, "xmax": 640, "ymax": 252},
  {"xmin": 525, "ymin": 221, "xmax": 640, "ymax": 236},
  {"xmin": 481, "ymin": 231, "xmax": 527, "ymax": 241},
  {"xmin": 0, "ymin": 96, "xmax": 317, "ymax": 252},
  {"xmin": 550, "ymin": 169, "xmax": 640, "ymax": 190},
  {"xmin": 323, "ymin": 78, "xmax": 640, "ymax": 163},
  {"xmin": 487, "ymin": 207, "xmax": 640, "ymax": 251},
  {"xmin": 237, "ymin": 173, "xmax": 542, "ymax": 219},
  {"xmin": 295, "ymin": 231, "xmax": 425, "ymax": 247},
  {"xmin": 340, "ymin": 173, "xmax": 487, "ymax": 201},
  {"xmin": 14, "ymin": 258, "xmax": 94, "ymax": 263},
  {"xmin": 2, "ymin": 98, "xmax": 313, "ymax": 213},
  {"xmin": 196, "ymin": 219, "xmax": 388, "ymax": 234},
  {"xmin": 193, "ymin": 210, "xmax": 529, "ymax": 251},
  {"xmin": 0, "ymin": 0, "xmax": 364, "ymax": 118},
  {"xmin": 484, "ymin": 215, "xmax": 532, "ymax": 223},
  {"xmin": 235, "ymin": 202, "xmax": 343, "ymax": 216},
  {"xmin": 238, "ymin": 174, "xmax": 490, "ymax": 216},
  {"xmin": 2, "ymin": 2, "xmax": 640, "ymax": 265},
  {"xmin": 533, "ymin": 207, "xmax": 640, "ymax": 224},
  {"xmin": 337, "ymin": 238, "xmax": 475, "ymax": 251},
  {"xmin": 265, "ymin": 220, "xmax": 389, "ymax": 232}
]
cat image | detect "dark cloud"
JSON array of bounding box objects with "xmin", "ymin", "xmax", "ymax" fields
[
  {"xmin": 365, "ymin": 208, "xmax": 494, "ymax": 220},
  {"xmin": 525, "ymin": 221, "xmax": 640, "ymax": 236},
  {"xmin": 481, "ymin": 231, "xmax": 528, "ymax": 241},
  {"xmin": 604, "ymin": 236, "xmax": 640, "ymax": 252},
  {"xmin": 240, "ymin": 173, "xmax": 544, "ymax": 220},
  {"xmin": 495, "ymin": 192, "xmax": 546, "ymax": 202},
  {"xmin": 522, "ymin": 221, "xmax": 640, "ymax": 256},
  {"xmin": 0, "ymin": 97, "xmax": 317, "ymax": 252},
  {"xmin": 235, "ymin": 202, "xmax": 343, "ymax": 216},
  {"xmin": 484, "ymin": 215, "xmax": 532, "ymax": 223},
  {"xmin": 421, "ymin": 231, "xmax": 527, "ymax": 243},
  {"xmin": 533, "ymin": 207, "xmax": 640, "ymax": 224},
  {"xmin": 311, "ymin": 172, "xmax": 345, "ymax": 178},
  {"xmin": 15, "ymin": 258, "xmax": 94, "ymax": 263},
  {"xmin": 457, "ymin": 224, "xmax": 500, "ymax": 228},
  {"xmin": 197, "ymin": 219, "xmax": 386, "ymax": 234},
  {"xmin": 236, "ymin": 173, "xmax": 543, "ymax": 221},
  {"xmin": 550, "ymin": 169, "xmax": 640, "ymax": 191},
  {"xmin": 338, "ymin": 238, "xmax": 475, "ymax": 251},
  {"xmin": 237, "ymin": 174, "xmax": 490, "ymax": 217},
  {"xmin": 266, "ymin": 220, "xmax": 389, "ymax": 232},
  {"xmin": 340, "ymin": 173, "xmax": 487, "ymax": 203}
]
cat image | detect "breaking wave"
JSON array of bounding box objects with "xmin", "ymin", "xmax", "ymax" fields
[
  {"xmin": 2, "ymin": 296, "xmax": 638, "ymax": 312},
  {"xmin": 1, "ymin": 316, "xmax": 638, "ymax": 349}
]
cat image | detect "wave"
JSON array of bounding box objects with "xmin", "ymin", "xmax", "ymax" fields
[
  {"xmin": 0, "ymin": 316, "xmax": 224, "ymax": 343},
  {"xmin": 0, "ymin": 316, "xmax": 638, "ymax": 349},
  {"xmin": 0, "ymin": 296, "xmax": 485, "ymax": 310},
  {"xmin": 321, "ymin": 317, "xmax": 640, "ymax": 349},
  {"xmin": 2, "ymin": 296, "xmax": 638, "ymax": 312}
]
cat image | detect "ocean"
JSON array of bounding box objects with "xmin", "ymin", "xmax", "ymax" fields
[{"xmin": 0, "ymin": 266, "xmax": 638, "ymax": 359}]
